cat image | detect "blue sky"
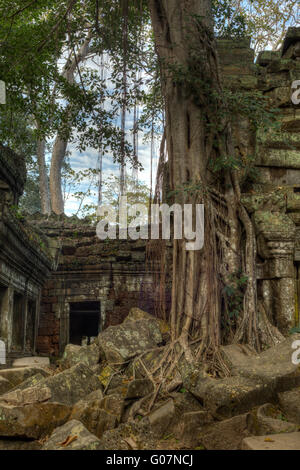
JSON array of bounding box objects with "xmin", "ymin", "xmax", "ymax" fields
[
  {"xmin": 52, "ymin": 55, "xmax": 162, "ymax": 216},
  {"xmin": 62, "ymin": 119, "xmax": 160, "ymax": 216}
]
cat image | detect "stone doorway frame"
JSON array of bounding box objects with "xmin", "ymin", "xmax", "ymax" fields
[
  {"xmin": 0, "ymin": 282, "xmax": 39, "ymax": 362},
  {"xmin": 69, "ymin": 300, "xmax": 101, "ymax": 346},
  {"xmin": 59, "ymin": 295, "xmax": 112, "ymax": 354}
]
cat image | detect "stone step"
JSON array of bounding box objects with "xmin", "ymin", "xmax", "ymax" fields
[
  {"xmin": 12, "ymin": 357, "xmax": 50, "ymax": 368},
  {"xmin": 0, "ymin": 366, "xmax": 50, "ymax": 387},
  {"xmin": 242, "ymin": 432, "xmax": 300, "ymax": 450},
  {"xmin": 183, "ymin": 335, "xmax": 300, "ymax": 419}
]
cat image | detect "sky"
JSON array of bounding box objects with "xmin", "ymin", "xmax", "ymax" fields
[
  {"xmin": 54, "ymin": 55, "xmax": 161, "ymax": 216},
  {"xmin": 60, "ymin": 115, "xmax": 159, "ymax": 216}
]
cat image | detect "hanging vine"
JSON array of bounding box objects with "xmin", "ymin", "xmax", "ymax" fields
[
  {"xmin": 119, "ymin": 0, "xmax": 129, "ymax": 197},
  {"xmin": 97, "ymin": 53, "xmax": 105, "ymax": 206}
]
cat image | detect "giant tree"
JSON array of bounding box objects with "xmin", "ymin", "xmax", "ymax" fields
[
  {"xmin": 0, "ymin": 0, "xmax": 285, "ymax": 364},
  {"xmin": 146, "ymin": 0, "xmax": 280, "ymax": 370}
]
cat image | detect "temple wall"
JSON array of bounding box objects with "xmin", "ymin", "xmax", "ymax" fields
[
  {"xmin": 34, "ymin": 219, "xmax": 171, "ymax": 357},
  {"xmin": 0, "ymin": 145, "xmax": 54, "ymax": 366},
  {"xmin": 218, "ymin": 27, "xmax": 300, "ymax": 334}
]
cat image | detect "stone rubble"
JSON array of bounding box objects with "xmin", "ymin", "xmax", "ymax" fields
[
  {"xmin": 42, "ymin": 420, "xmax": 103, "ymax": 450},
  {"xmin": 0, "ymin": 307, "xmax": 298, "ymax": 449},
  {"xmin": 242, "ymin": 433, "xmax": 300, "ymax": 451}
]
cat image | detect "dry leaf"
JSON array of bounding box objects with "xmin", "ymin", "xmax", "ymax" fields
[
  {"xmin": 264, "ymin": 438, "xmax": 275, "ymax": 443},
  {"xmin": 59, "ymin": 435, "xmax": 78, "ymax": 447}
]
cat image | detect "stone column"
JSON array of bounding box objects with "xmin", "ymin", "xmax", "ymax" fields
[
  {"xmin": 255, "ymin": 211, "xmax": 296, "ymax": 334},
  {"xmin": 274, "ymin": 278, "xmax": 297, "ymax": 334},
  {"xmin": 0, "ymin": 286, "xmax": 14, "ymax": 352}
]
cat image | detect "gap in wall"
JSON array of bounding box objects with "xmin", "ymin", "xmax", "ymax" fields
[{"xmin": 69, "ymin": 301, "xmax": 100, "ymax": 346}]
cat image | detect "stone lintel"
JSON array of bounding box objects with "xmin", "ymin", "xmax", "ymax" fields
[{"xmin": 257, "ymin": 148, "xmax": 300, "ymax": 170}]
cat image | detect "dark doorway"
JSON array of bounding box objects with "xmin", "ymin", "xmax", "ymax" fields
[
  {"xmin": 69, "ymin": 301, "xmax": 100, "ymax": 345},
  {"xmin": 12, "ymin": 293, "xmax": 25, "ymax": 351},
  {"xmin": 26, "ymin": 299, "xmax": 36, "ymax": 352}
]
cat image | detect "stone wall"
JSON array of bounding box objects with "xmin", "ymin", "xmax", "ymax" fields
[
  {"xmin": 248, "ymin": 28, "xmax": 300, "ymax": 334},
  {"xmin": 34, "ymin": 217, "xmax": 171, "ymax": 356},
  {"xmin": 0, "ymin": 145, "xmax": 55, "ymax": 366},
  {"xmin": 218, "ymin": 28, "xmax": 300, "ymax": 334}
]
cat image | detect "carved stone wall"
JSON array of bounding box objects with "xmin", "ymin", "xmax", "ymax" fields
[
  {"xmin": 34, "ymin": 217, "xmax": 171, "ymax": 356},
  {"xmin": 218, "ymin": 27, "xmax": 300, "ymax": 334},
  {"xmin": 0, "ymin": 145, "xmax": 54, "ymax": 366}
]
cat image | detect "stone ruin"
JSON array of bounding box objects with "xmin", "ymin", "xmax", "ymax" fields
[
  {"xmin": 0, "ymin": 27, "xmax": 299, "ymax": 363},
  {"xmin": 218, "ymin": 26, "xmax": 300, "ymax": 336},
  {"xmin": 0, "ymin": 26, "xmax": 298, "ymax": 452},
  {"xmin": 30, "ymin": 216, "xmax": 169, "ymax": 357},
  {"xmin": 0, "ymin": 145, "xmax": 57, "ymax": 366}
]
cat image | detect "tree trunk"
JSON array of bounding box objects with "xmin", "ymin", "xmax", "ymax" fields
[
  {"xmin": 148, "ymin": 0, "xmax": 258, "ymax": 355},
  {"xmin": 36, "ymin": 136, "xmax": 51, "ymax": 215},
  {"xmin": 49, "ymin": 138, "xmax": 69, "ymax": 214},
  {"xmin": 148, "ymin": 0, "xmax": 219, "ymax": 347},
  {"xmin": 49, "ymin": 31, "xmax": 92, "ymax": 214}
]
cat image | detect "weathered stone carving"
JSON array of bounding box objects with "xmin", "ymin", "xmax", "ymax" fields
[
  {"xmin": 31, "ymin": 214, "xmax": 166, "ymax": 357},
  {"xmin": 220, "ymin": 27, "xmax": 300, "ymax": 334},
  {"xmin": 0, "ymin": 145, "xmax": 54, "ymax": 365}
]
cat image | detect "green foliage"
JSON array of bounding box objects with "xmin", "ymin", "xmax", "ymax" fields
[
  {"xmin": 19, "ymin": 175, "xmax": 42, "ymax": 214},
  {"xmin": 95, "ymin": 174, "xmax": 151, "ymax": 225},
  {"xmin": 102, "ymin": 174, "xmax": 150, "ymax": 208},
  {"xmin": 223, "ymin": 271, "xmax": 248, "ymax": 322},
  {"xmin": 167, "ymin": 182, "xmax": 205, "ymax": 203},
  {"xmin": 0, "ymin": 0, "xmax": 295, "ymax": 217},
  {"xmin": 277, "ymin": 413, "xmax": 288, "ymax": 422},
  {"xmin": 66, "ymin": 173, "xmax": 151, "ymax": 223},
  {"xmin": 0, "ymin": 0, "xmax": 150, "ymax": 182},
  {"xmin": 213, "ymin": 0, "xmax": 248, "ymax": 38},
  {"xmin": 210, "ymin": 154, "xmax": 243, "ymax": 172},
  {"xmin": 224, "ymin": 89, "xmax": 281, "ymax": 133},
  {"xmin": 9, "ymin": 204, "xmax": 24, "ymax": 221},
  {"xmin": 213, "ymin": 0, "xmax": 299, "ymax": 53},
  {"xmin": 241, "ymin": 0, "xmax": 299, "ymax": 53}
]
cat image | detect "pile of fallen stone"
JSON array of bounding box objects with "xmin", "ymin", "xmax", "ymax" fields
[{"xmin": 0, "ymin": 308, "xmax": 300, "ymax": 450}]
